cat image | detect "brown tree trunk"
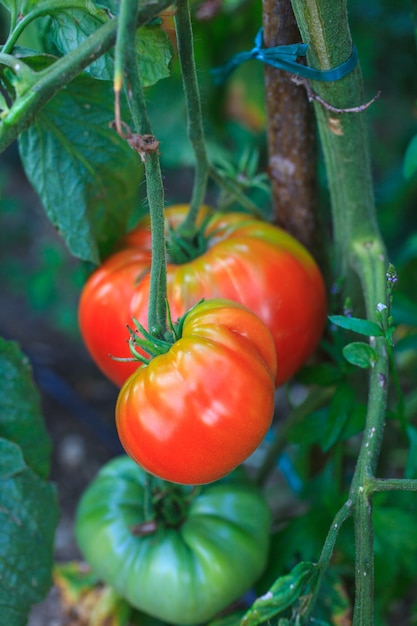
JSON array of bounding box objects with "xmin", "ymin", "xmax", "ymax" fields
[{"xmin": 263, "ymin": 0, "xmax": 319, "ymax": 255}]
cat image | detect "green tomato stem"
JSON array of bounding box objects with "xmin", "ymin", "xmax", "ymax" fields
[
  {"xmin": 303, "ymin": 500, "xmax": 353, "ymax": 621},
  {"xmin": 116, "ymin": 0, "xmax": 167, "ymax": 337},
  {"xmin": 173, "ymin": 0, "xmax": 210, "ymax": 237},
  {"xmin": 290, "ymin": 1, "xmax": 389, "ymax": 624},
  {"xmin": 366, "ymin": 477, "xmax": 417, "ymax": 493}
]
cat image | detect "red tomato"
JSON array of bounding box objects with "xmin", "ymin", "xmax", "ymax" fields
[
  {"xmin": 115, "ymin": 299, "xmax": 276, "ymax": 484},
  {"xmin": 79, "ymin": 205, "xmax": 327, "ymax": 387}
]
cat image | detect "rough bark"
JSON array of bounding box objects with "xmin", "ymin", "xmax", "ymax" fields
[{"xmin": 263, "ymin": 0, "xmax": 319, "ymax": 255}]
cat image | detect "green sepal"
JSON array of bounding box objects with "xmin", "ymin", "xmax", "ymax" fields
[
  {"xmin": 126, "ymin": 299, "xmax": 206, "ymax": 365},
  {"xmin": 166, "ymin": 214, "xmax": 213, "ymax": 264}
]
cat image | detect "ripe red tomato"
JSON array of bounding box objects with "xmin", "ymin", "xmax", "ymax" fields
[
  {"xmin": 115, "ymin": 299, "xmax": 276, "ymax": 484},
  {"xmin": 79, "ymin": 205, "xmax": 326, "ymax": 387}
]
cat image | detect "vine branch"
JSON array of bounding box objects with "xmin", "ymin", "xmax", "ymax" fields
[
  {"xmin": 289, "ymin": 1, "xmax": 389, "ymax": 624},
  {"xmin": 0, "ymin": 0, "xmax": 173, "ymax": 154},
  {"xmin": 174, "ymin": 0, "xmax": 210, "ymax": 237},
  {"xmin": 115, "ymin": 0, "xmax": 167, "ymax": 337}
]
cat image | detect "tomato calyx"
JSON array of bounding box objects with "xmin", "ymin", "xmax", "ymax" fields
[
  {"xmin": 153, "ymin": 486, "xmax": 195, "ymax": 528},
  {"xmin": 131, "ymin": 484, "xmax": 199, "ymax": 537},
  {"xmin": 166, "ymin": 216, "xmax": 211, "ymax": 264},
  {"xmin": 116, "ymin": 300, "xmax": 204, "ymax": 366},
  {"xmin": 127, "ymin": 319, "xmax": 176, "ymax": 365}
]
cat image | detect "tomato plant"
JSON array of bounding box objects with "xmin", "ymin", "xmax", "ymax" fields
[
  {"xmin": 75, "ymin": 455, "xmax": 271, "ymax": 625},
  {"xmin": 79, "ymin": 204, "xmax": 327, "ymax": 388},
  {"xmin": 115, "ymin": 298, "xmax": 276, "ymax": 484},
  {"xmin": 3, "ymin": 0, "xmax": 417, "ymax": 623}
]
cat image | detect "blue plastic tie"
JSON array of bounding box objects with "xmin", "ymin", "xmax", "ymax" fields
[{"xmin": 212, "ymin": 28, "xmax": 358, "ymax": 84}]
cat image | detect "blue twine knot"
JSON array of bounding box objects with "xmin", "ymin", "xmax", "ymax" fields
[{"xmin": 212, "ymin": 28, "xmax": 358, "ymax": 85}]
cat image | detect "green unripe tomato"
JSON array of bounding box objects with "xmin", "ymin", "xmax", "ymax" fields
[{"xmin": 75, "ymin": 456, "xmax": 271, "ymax": 625}]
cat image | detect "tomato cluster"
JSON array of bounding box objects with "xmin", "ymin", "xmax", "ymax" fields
[
  {"xmin": 79, "ymin": 204, "xmax": 327, "ymax": 389},
  {"xmin": 76, "ymin": 204, "xmax": 327, "ymax": 623},
  {"xmin": 78, "ymin": 205, "xmax": 327, "ymax": 483}
]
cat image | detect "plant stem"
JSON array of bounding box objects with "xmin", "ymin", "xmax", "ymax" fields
[
  {"xmin": 290, "ymin": 0, "xmax": 379, "ymax": 282},
  {"xmin": 116, "ymin": 0, "xmax": 167, "ymax": 336},
  {"xmin": 302, "ymin": 500, "xmax": 353, "ymax": 621},
  {"xmin": 367, "ymin": 477, "xmax": 417, "ymax": 493},
  {"xmin": 174, "ymin": 0, "xmax": 210, "ymax": 236},
  {"xmin": 289, "ymin": 2, "xmax": 389, "ymax": 624},
  {"xmin": 0, "ymin": 0, "xmax": 173, "ymax": 154}
]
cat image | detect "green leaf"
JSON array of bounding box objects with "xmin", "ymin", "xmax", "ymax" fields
[
  {"xmin": 18, "ymin": 74, "xmax": 142, "ymax": 263},
  {"xmin": 0, "ymin": 338, "xmax": 52, "ymax": 478},
  {"xmin": 240, "ymin": 562, "xmax": 317, "ymax": 626},
  {"xmin": 0, "ymin": 438, "xmax": 26, "ymax": 478},
  {"xmin": 135, "ymin": 24, "xmax": 173, "ymax": 87},
  {"xmin": 329, "ymin": 315, "xmax": 384, "ymax": 337},
  {"xmin": 38, "ymin": 6, "xmax": 112, "ymax": 80},
  {"xmin": 403, "ymin": 133, "xmax": 417, "ymax": 179},
  {"xmin": 0, "ymin": 0, "xmax": 34, "ymax": 13},
  {"xmin": 342, "ymin": 341, "xmax": 377, "ymax": 369},
  {"xmin": 40, "ymin": 10, "xmax": 172, "ymax": 85},
  {"xmin": 0, "ymin": 340, "xmax": 59, "ymax": 623},
  {"xmin": 0, "ymin": 0, "xmax": 98, "ymax": 19},
  {"xmin": 0, "ymin": 439, "xmax": 59, "ymax": 626}
]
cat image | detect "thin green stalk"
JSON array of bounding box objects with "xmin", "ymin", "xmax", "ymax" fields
[
  {"xmin": 289, "ymin": 2, "xmax": 389, "ymax": 624},
  {"xmin": 348, "ymin": 335, "xmax": 388, "ymax": 625},
  {"xmin": 174, "ymin": 0, "xmax": 209, "ymax": 236},
  {"xmin": 302, "ymin": 501, "xmax": 353, "ymax": 622},
  {"xmin": 367, "ymin": 477, "xmax": 417, "ymax": 493},
  {"xmin": 0, "ymin": 0, "xmax": 173, "ymax": 154},
  {"xmin": 116, "ymin": 0, "xmax": 167, "ymax": 336}
]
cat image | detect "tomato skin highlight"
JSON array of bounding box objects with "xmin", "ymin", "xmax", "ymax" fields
[
  {"xmin": 116, "ymin": 299, "xmax": 276, "ymax": 485},
  {"xmin": 78, "ymin": 205, "xmax": 327, "ymax": 387},
  {"xmin": 75, "ymin": 456, "xmax": 271, "ymax": 625}
]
